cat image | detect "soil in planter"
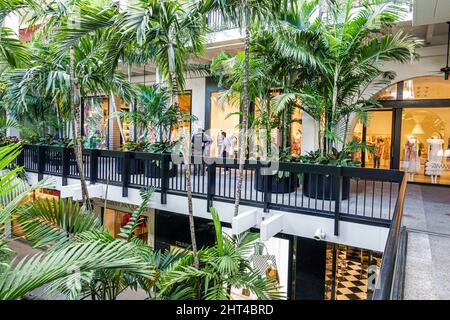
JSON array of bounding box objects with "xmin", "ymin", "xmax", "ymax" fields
[
  {"xmin": 254, "ymin": 168, "xmax": 298, "ymax": 194},
  {"xmin": 302, "ymin": 173, "xmax": 350, "ymax": 201}
]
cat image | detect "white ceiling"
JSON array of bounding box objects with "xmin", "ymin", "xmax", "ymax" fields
[{"xmin": 413, "ymin": 0, "xmax": 450, "ymax": 26}]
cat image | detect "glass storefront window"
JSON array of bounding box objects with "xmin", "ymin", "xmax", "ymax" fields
[
  {"xmin": 360, "ymin": 111, "xmax": 392, "ymax": 169},
  {"xmin": 403, "ymin": 76, "xmax": 450, "ymax": 100},
  {"xmin": 374, "ymin": 76, "xmax": 450, "ymax": 101},
  {"xmin": 104, "ymin": 208, "xmax": 149, "ymax": 241},
  {"xmin": 209, "ymin": 91, "xmax": 240, "ymax": 158},
  {"xmin": 84, "ymin": 97, "xmax": 109, "ymax": 149},
  {"xmin": 400, "ymin": 108, "xmax": 450, "ymax": 185},
  {"xmin": 325, "ymin": 244, "xmax": 382, "ymax": 300},
  {"xmin": 171, "ymin": 92, "xmax": 192, "ymax": 141},
  {"xmin": 291, "ymin": 109, "xmax": 302, "ymax": 157}
]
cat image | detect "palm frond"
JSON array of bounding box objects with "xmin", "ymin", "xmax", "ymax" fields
[{"xmin": 0, "ymin": 239, "xmax": 155, "ymax": 300}]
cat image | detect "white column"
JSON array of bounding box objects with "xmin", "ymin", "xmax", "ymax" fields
[{"xmin": 301, "ymin": 113, "xmax": 319, "ymax": 155}]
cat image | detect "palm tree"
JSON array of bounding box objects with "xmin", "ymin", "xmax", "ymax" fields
[
  {"xmin": 205, "ymin": 0, "xmax": 283, "ymax": 217},
  {"xmin": 3, "ymin": 187, "xmax": 157, "ymax": 300},
  {"xmin": 3, "ymin": 2, "xmax": 135, "ymax": 209},
  {"xmin": 115, "ymin": 84, "xmax": 176, "ymax": 146},
  {"xmin": 119, "ymin": 0, "xmax": 211, "ymax": 269},
  {"xmin": 0, "ymin": 145, "xmax": 153, "ymax": 301},
  {"xmin": 158, "ymin": 208, "xmax": 283, "ymax": 300},
  {"xmin": 13, "ymin": 0, "xmax": 131, "ymax": 209},
  {"xmin": 273, "ymin": 0, "xmax": 421, "ymax": 158}
]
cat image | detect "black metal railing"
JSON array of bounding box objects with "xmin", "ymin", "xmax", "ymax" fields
[
  {"xmin": 372, "ymin": 173, "xmax": 408, "ymax": 300},
  {"xmin": 18, "ymin": 144, "xmax": 407, "ymax": 233}
]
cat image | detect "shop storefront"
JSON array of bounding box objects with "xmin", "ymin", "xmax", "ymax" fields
[
  {"xmin": 171, "ymin": 91, "xmax": 193, "ymax": 141},
  {"xmin": 205, "ymin": 78, "xmax": 303, "ymax": 159},
  {"xmin": 352, "ymin": 76, "xmax": 450, "ymax": 186},
  {"xmin": 83, "ymin": 96, "xmax": 109, "ymax": 149},
  {"xmin": 95, "ymin": 200, "xmax": 154, "ymax": 244}
]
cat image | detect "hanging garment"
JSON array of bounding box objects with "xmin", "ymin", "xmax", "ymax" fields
[
  {"xmin": 425, "ymin": 138, "xmax": 444, "ymax": 176},
  {"xmin": 405, "ymin": 140, "xmax": 420, "ymax": 173}
]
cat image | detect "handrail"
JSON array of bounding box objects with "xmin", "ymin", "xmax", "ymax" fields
[
  {"xmin": 372, "ymin": 173, "xmax": 408, "ymax": 300},
  {"xmin": 19, "ymin": 144, "xmax": 405, "ymax": 231}
]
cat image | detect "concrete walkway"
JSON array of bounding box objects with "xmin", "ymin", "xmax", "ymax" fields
[{"xmin": 402, "ymin": 184, "xmax": 450, "ymax": 300}]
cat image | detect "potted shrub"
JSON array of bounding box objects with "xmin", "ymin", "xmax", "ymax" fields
[
  {"xmin": 254, "ymin": 148, "xmax": 300, "ymax": 194},
  {"xmin": 300, "ymin": 149, "xmax": 351, "ymax": 200},
  {"xmin": 116, "ymin": 141, "xmax": 147, "ymax": 175},
  {"xmin": 144, "ymin": 141, "xmax": 178, "ymax": 178},
  {"xmin": 269, "ymin": 0, "xmax": 420, "ymax": 200}
]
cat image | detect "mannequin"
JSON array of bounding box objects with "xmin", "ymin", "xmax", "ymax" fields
[
  {"xmin": 426, "ymin": 136, "xmax": 444, "ymax": 184},
  {"xmin": 405, "ymin": 136, "xmax": 420, "ymax": 181}
]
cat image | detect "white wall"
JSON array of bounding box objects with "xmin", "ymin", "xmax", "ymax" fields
[{"xmin": 186, "ymin": 77, "xmax": 206, "ymax": 131}]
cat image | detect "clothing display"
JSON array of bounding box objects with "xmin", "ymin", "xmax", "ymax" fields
[
  {"xmin": 404, "ymin": 137, "xmax": 421, "ymax": 174},
  {"xmin": 365, "ymin": 135, "xmax": 391, "ymax": 168},
  {"xmin": 425, "ymin": 138, "xmax": 444, "ymax": 183}
]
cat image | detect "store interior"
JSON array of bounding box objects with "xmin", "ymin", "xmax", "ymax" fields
[
  {"xmin": 352, "ymin": 76, "xmax": 450, "ymax": 186},
  {"xmin": 325, "ymin": 244, "xmax": 382, "ymax": 300},
  {"xmin": 400, "ymin": 107, "xmax": 450, "ymax": 185}
]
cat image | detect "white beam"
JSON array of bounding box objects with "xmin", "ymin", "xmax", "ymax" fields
[
  {"xmin": 232, "ymin": 209, "xmax": 258, "ymax": 235},
  {"xmin": 60, "ymin": 184, "xmax": 104, "ymax": 201},
  {"xmin": 260, "ymin": 214, "xmax": 284, "ymax": 241}
]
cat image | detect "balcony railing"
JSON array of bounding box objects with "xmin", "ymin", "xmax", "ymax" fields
[
  {"xmin": 17, "ymin": 144, "xmax": 407, "ymax": 234},
  {"xmin": 372, "ymin": 173, "xmax": 408, "ymax": 300}
]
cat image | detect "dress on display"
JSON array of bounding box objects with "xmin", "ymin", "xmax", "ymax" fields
[
  {"xmin": 405, "ymin": 139, "xmax": 420, "ymax": 173},
  {"xmin": 425, "ymin": 138, "xmax": 444, "ymax": 176}
]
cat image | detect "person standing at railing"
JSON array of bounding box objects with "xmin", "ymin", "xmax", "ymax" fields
[
  {"xmin": 220, "ymin": 131, "xmax": 231, "ymax": 173},
  {"xmin": 192, "ymin": 127, "xmax": 212, "ymax": 176}
]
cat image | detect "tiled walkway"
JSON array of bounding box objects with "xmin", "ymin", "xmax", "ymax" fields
[{"xmin": 402, "ymin": 184, "xmax": 450, "ymax": 300}]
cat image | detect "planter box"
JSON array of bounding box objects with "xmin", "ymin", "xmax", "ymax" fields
[
  {"xmin": 254, "ymin": 168, "xmax": 298, "ymax": 194},
  {"xmin": 116, "ymin": 160, "xmax": 145, "ymax": 175},
  {"xmin": 302, "ymin": 173, "xmax": 350, "ymax": 200},
  {"xmin": 144, "ymin": 160, "xmax": 178, "ymax": 178}
]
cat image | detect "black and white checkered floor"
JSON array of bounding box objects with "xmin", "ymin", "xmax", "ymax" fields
[{"xmin": 326, "ymin": 246, "xmax": 381, "ymax": 300}]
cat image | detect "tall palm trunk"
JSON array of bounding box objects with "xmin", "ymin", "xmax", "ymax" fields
[
  {"xmin": 70, "ymin": 46, "xmax": 91, "ymax": 209},
  {"xmin": 233, "ymin": 9, "xmax": 250, "ymax": 218},
  {"xmin": 168, "ymin": 44, "xmax": 199, "ymax": 270}
]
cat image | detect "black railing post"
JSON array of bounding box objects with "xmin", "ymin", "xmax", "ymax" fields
[
  {"xmin": 61, "ymin": 147, "xmax": 70, "ymax": 186},
  {"xmin": 333, "ymin": 167, "xmax": 343, "ymax": 236},
  {"xmin": 263, "ymin": 162, "xmax": 272, "ymax": 213},
  {"xmin": 17, "ymin": 145, "xmax": 25, "ymax": 167},
  {"xmin": 122, "ymin": 152, "xmax": 131, "ymax": 197},
  {"xmin": 90, "ymin": 149, "xmax": 99, "ymax": 184},
  {"xmin": 160, "ymin": 153, "xmax": 170, "ymax": 204},
  {"xmin": 37, "ymin": 145, "xmax": 46, "ymax": 181},
  {"xmin": 207, "ymin": 161, "xmax": 216, "ymax": 212}
]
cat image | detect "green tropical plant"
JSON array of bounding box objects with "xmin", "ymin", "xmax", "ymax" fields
[
  {"xmin": 10, "ymin": 187, "xmax": 156, "ymax": 300},
  {"xmin": 119, "ymin": 0, "xmax": 211, "ymax": 270},
  {"xmin": 205, "ymin": 0, "xmax": 284, "ymax": 218},
  {"xmin": 115, "ymin": 84, "xmax": 176, "ymax": 145},
  {"xmin": 273, "ymin": 0, "xmax": 421, "ymax": 163},
  {"xmin": 158, "ymin": 208, "xmax": 283, "ymax": 300}
]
